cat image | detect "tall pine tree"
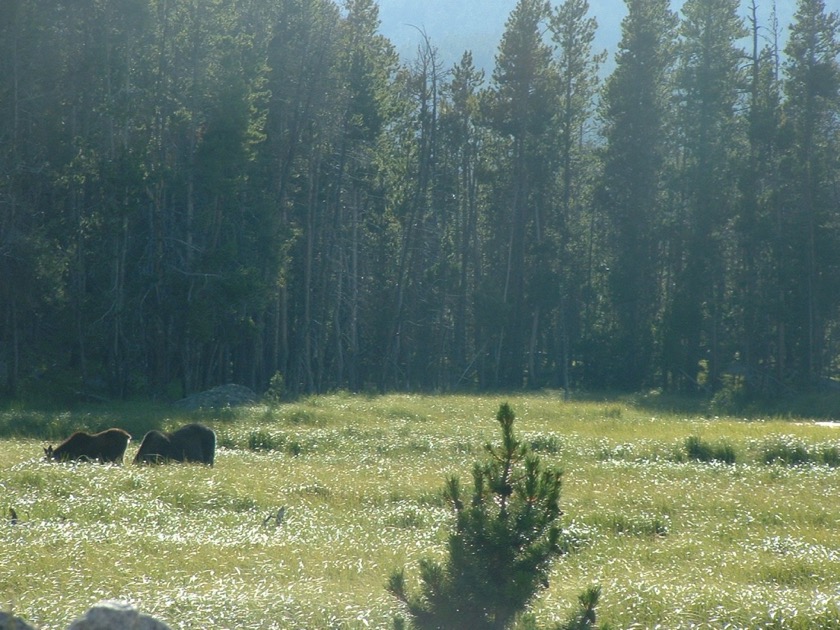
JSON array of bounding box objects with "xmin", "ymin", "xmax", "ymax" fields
[
  {"xmin": 549, "ymin": 0, "xmax": 605, "ymax": 393},
  {"xmin": 779, "ymin": 0, "xmax": 840, "ymax": 385},
  {"xmin": 483, "ymin": 0, "xmax": 558, "ymax": 388},
  {"xmin": 596, "ymin": 0, "xmax": 677, "ymax": 389},
  {"xmin": 663, "ymin": 0, "xmax": 747, "ymax": 390}
]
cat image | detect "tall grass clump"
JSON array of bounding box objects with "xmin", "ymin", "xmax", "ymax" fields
[
  {"xmin": 389, "ymin": 403, "xmax": 596, "ymax": 629},
  {"xmin": 820, "ymin": 445, "xmax": 840, "ymax": 467},
  {"xmin": 760, "ymin": 436, "xmax": 813, "ymax": 466},
  {"xmin": 758, "ymin": 436, "xmax": 840, "ymax": 467},
  {"xmin": 247, "ymin": 430, "xmax": 279, "ymax": 451},
  {"xmin": 685, "ymin": 436, "xmax": 737, "ymax": 464}
]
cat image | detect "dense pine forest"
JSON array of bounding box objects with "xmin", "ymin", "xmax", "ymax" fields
[{"xmin": 1, "ymin": 0, "xmax": 838, "ymax": 401}]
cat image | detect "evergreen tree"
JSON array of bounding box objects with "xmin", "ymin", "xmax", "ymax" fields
[
  {"xmin": 262, "ymin": 0, "xmax": 342, "ymax": 394},
  {"xmin": 549, "ymin": 0, "xmax": 605, "ymax": 394},
  {"xmin": 379, "ymin": 30, "xmax": 447, "ymax": 390},
  {"xmin": 779, "ymin": 0, "xmax": 840, "ymax": 384},
  {"xmin": 439, "ymin": 52, "xmax": 486, "ymax": 387},
  {"xmin": 5, "ymin": 0, "xmax": 840, "ymax": 400},
  {"xmin": 550, "ymin": 0, "xmax": 604, "ymax": 225},
  {"xmin": 734, "ymin": 0, "xmax": 784, "ymax": 391},
  {"xmin": 596, "ymin": 0, "xmax": 677, "ymax": 389},
  {"xmin": 482, "ymin": 0, "xmax": 558, "ymax": 388},
  {"xmin": 0, "ymin": 0, "xmax": 55, "ymax": 396},
  {"xmin": 663, "ymin": 0, "xmax": 747, "ymax": 389},
  {"xmin": 334, "ymin": 0, "xmax": 398, "ymax": 392},
  {"xmin": 389, "ymin": 403, "xmax": 565, "ymax": 630}
]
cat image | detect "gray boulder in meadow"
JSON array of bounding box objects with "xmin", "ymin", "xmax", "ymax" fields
[
  {"xmin": 66, "ymin": 601, "xmax": 171, "ymax": 630},
  {"xmin": 0, "ymin": 611, "xmax": 36, "ymax": 630},
  {"xmin": 174, "ymin": 383, "xmax": 258, "ymax": 410}
]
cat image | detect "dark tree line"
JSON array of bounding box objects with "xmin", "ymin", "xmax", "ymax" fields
[{"xmin": 1, "ymin": 0, "xmax": 839, "ymax": 401}]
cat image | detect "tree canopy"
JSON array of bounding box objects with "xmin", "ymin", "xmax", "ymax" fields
[{"xmin": 1, "ymin": 0, "xmax": 839, "ymax": 402}]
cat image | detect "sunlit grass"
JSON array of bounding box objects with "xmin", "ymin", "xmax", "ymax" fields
[{"xmin": 2, "ymin": 393, "xmax": 840, "ymax": 628}]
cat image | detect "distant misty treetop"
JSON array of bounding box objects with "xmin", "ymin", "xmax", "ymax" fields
[{"xmin": 377, "ymin": 0, "xmax": 792, "ymax": 72}]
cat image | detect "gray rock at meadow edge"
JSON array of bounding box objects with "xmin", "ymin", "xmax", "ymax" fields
[
  {"xmin": 0, "ymin": 611, "xmax": 36, "ymax": 630},
  {"xmin": 174, "ymin": 383, "xmax": 259, "ymax": 411},
  {"xmin": 66, "ymin": 601, "xmax": 171, "ymax": 630}
]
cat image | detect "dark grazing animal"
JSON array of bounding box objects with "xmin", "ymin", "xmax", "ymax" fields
[
  {"xmin": 133, "ymin": 423, "xmax": 216, "ymax": 466},
  {"xmin": 44, "ymin": 428, "xmax": 131, "ymax": 463}
]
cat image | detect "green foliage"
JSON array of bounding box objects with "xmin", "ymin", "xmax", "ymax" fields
[
  {"xmin": 593, "ymin": 512, "xmax": 670, "ymax": 538},
  {"xmin": 264, "ymin": 372, "xmax": 286, "ymax": 406},
  {"xmin": 820, "ymin": 445, "xmax": 840, "ymax": 467},
  {"xmin": 597, "ymin": 0, "xmax": 678, "ymax": 389},
  {"xmin": 528, "ymin": 432, "xmax": 563, "ymax": 454},
  {"xmin": 0, "ymin": 402, "xmax": 172, "ymax": 440},
  {"xmin": 709, "ymin": 375, "xmax": 756, "ymax": 415},
  {"xmin": 390, "ymin": 403, "xmax": 567, "ymax": 629},
  {"xmin": 685, "ymin": 435, "xmax": 737, "ymax": 464},
  {"xmin": 519, "ymin": 585, "xmax": 601, "ymax": 630},
  {"xmin": 1, "ymin": 0, "xmax": 839, "ymax": 400},
  {"xmin": 757, "ymin": 435, "xmax": 840, "ymax": 468},
  {"xmin": 563, "ymin": 585, "xmax": 601, "ymax": 630},
  {"xmin": 761, "ymin": 436, "xmax": 814, "ymax": 466},
  {"xmin": 663, "ymin": 0, "xmax": 748, "ymax": 392},
  {"xmin": 245, "ymin": 430, "xmax": 302, "ymax": 456},
  {"xmin": 247, "ymin": 429, "xmax": 278, "ymax": 451}
]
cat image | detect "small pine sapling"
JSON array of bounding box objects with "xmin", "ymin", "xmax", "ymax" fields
[
  {"xmin": 563, "ymin": 585, "xmax": 601, "ymax": 629},
  {"xmin": 389, "ymin": 403, "xmax": 567, "ymax": 629}
]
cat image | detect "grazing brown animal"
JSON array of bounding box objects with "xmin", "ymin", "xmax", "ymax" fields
[
  {"xmin": 44, "ymin": 428, "xmax": 131, "ymax": 463},
  {"xmin": 133, "ymin": 423, "xmax": 216, "ymax": 466}
]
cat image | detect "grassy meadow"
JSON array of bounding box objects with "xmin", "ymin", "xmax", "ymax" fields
[{"xmin": 2, "ymin": 392, "xmax": 840, "ymax": 628}]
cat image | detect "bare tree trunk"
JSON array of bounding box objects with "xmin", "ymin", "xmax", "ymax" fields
[
  {"xmin": 303, "ymin": 164, "xmax": 316, "ymax": 392},
  {"xmin": 349, "ymin": 192, "xmax": 360, "ymax": 390},
  {"xmin": 528, "ymin": 306, "xmax": 540, "ymax": 387},
  {"xmin": 383, "ymin": 39, "xmax": 440, "ymax": 389}
]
